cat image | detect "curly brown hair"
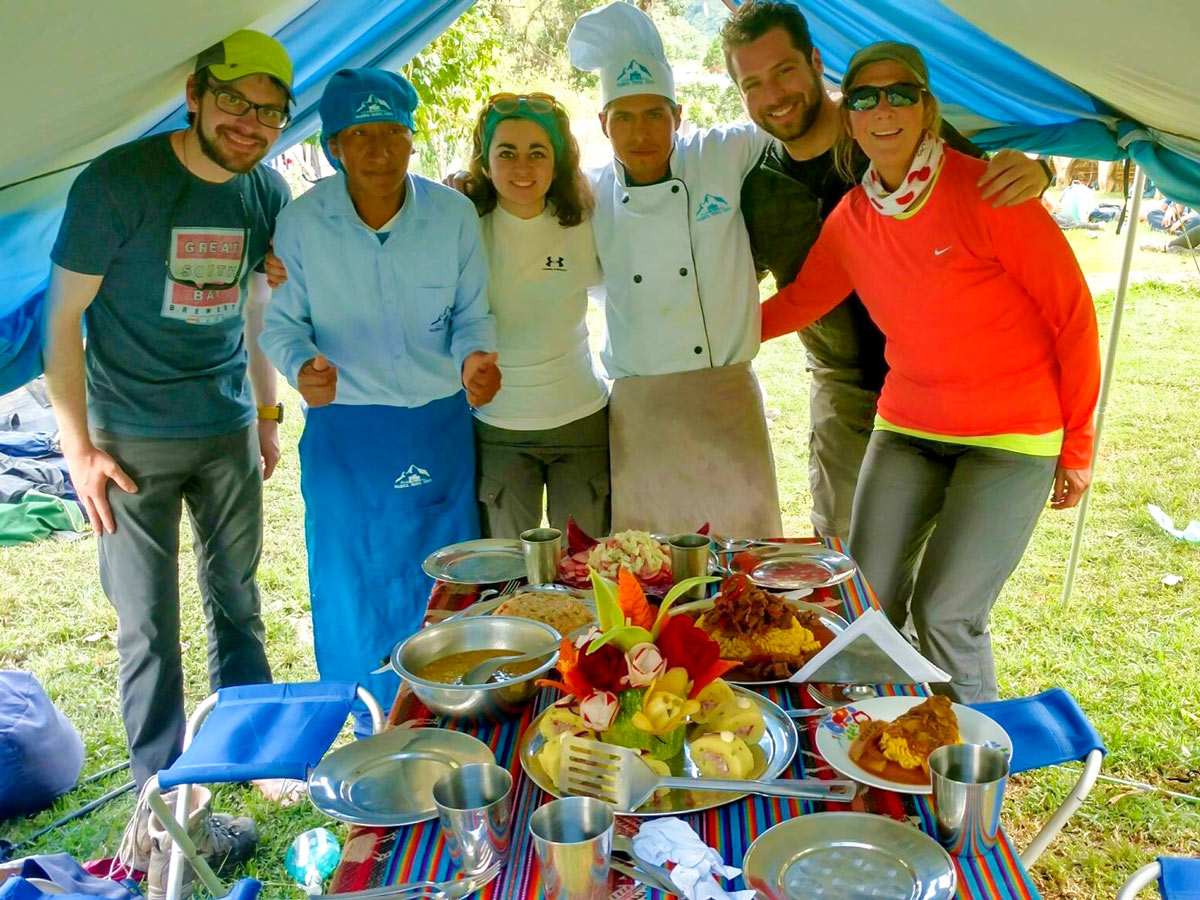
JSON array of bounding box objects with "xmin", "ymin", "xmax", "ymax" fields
[{"xmin": 467, "ymin": 101, "xmax": 593, "ymax": 227}]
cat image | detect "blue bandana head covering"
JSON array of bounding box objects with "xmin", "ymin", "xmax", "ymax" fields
[
  {"xmin": 481, "ymin": 100, "xmax": 566, "ymax": 168},
  {"xmin": 319, "ymin": 68, "xmax": 419, "ymax": 170}
]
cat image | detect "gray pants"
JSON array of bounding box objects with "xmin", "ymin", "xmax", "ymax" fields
[
  {"xmin": 94, "ymin": 426, "xmax": 271, "ymax": 787},
  {"xmin": 847, "ymin": 430, "xmax": 1056, "ymax": 703},
  {"xmin": 807, "ymin": 368, "xmax": 879, "ymax": 540},
  {"xmin": 475, "ymin": 407, "xmax": 610, "ymax": 539}
]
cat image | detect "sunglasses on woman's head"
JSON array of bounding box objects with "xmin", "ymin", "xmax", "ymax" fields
[
  {"xmin": 486, "ymin": 92, "xmax": 559, "ymax": 115},
  {"xmin": 844, "ymin": 82, "xmax": 924, "ymax": 112}
]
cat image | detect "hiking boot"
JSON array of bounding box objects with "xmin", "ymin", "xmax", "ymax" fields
[{"xmin": 144, "ymin": 787, "xmax": 258, "ymax": 900}]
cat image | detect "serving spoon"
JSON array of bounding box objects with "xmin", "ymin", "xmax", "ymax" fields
[{"xmin": 461, "ymin": 624, "xmax": 589, "ymax": 685}]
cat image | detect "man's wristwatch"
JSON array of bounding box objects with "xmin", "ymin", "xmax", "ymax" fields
[{"xmin": 258, "ymin": 403, "xmax": 284, "ymax": 424}]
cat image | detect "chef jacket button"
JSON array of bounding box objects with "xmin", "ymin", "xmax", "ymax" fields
[
  {"xmin": 693, "ymin": 346, "xmax": 703, "ymax": 355},
  {"xmin": 679, "ymin": 267, "xmax": 688, "ymax": 276},
  {"xmin": 621, "ymin": 195, "xmax": 630, "ymax": 204},
  {"xmin": 633, "ymin": 274, "xmax": 642, "ymax": 283},
  {"xmin": 671, "ymin": 185, "xmax": 680, "ymax": 193}
]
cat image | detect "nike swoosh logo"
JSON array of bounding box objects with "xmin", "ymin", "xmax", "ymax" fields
[{"xmin": 934, "ymin": 247, "xmax": 951, "ymax": 256}]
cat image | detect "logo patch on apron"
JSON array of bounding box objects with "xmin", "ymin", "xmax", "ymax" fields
[{"xmin": 394, "ymin": 465, "xmax": 433, "ymax": 489}]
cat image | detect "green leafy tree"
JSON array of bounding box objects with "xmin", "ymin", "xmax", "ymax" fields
[
  {"xmin": 703, "ymin": 35, "xmax": 724, "ymax": 72},
  {"xmin": 677, "ymin": 81, "xmax": 745, "ymax": 129},
  {"xmin": 402, "ymin": 3, "xmax": 503, "ymax": 176}
]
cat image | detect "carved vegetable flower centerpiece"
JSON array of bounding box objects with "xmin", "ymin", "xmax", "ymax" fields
[{"xmin": 537, "ymin": 569, "xmax": 767, "ymax": 785}]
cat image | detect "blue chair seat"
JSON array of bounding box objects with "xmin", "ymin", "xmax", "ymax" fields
[
  {"xmin": 970, "ymin": 687, "xmax": 1105, "ymax": 774},
  {"xmin": 1160, "ymin": 858, "xmax": 1200, "ymax": 900},
  {"xmin": 157, "ymin": 682, "xmax": 357, "ymax": 790}
]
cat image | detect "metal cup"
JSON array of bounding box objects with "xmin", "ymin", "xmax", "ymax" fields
[
  {"xmin": 529, "ymin": 796, "xmax": 614, "ymax": 900},
  {"xmin": 431, "ymin": 763, "xmax": 513, "ymax": 875},
  {"xmin": 669, "ymin": 533, "xmax": 712, "ymax": 599},
  {"xmin": 520, "ymin": 527, "xmax": 563, "ymax": 586},
  {"xmin": 929, "ymin": 743, "xmax": 1010, "ymax": 857}
]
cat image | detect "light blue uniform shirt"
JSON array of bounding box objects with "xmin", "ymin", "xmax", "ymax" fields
[{"xmin": 260, "ymin": 171, "xmax": 495, "ymax": 408}]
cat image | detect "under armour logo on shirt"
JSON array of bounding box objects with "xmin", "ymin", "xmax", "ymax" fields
[{"xmin": 544, "ymin": 256, "xmax": 566, "ymax": 270}]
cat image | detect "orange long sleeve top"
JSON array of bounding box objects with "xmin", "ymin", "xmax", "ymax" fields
[{"xmin": 761, "ymin": 148, "xmax": 1101, "ymax": 469}]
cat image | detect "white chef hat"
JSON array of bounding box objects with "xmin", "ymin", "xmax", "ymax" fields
[{"xmin": 567, "ymin": 1, "xmax": 676, "ymax": 108}]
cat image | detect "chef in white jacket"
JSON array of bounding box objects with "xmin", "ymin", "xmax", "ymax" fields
[{"xmin": 567, "ymin": 2, "xmax": 782, "ymax": 537}]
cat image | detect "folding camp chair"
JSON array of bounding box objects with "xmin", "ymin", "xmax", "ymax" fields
[
  {"xmin": 1117, "ymin": 859, "xmax": 1200, "ymax": 900},
  {"xmin": 969, "ymin": 688, "xmax": 1105, "ymax": 868},
  {"xmin": 142, "ymin": 682, "xmax": 384, "ymax": 900}
]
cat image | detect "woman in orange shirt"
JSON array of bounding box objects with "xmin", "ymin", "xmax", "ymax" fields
[{"xmin": 760, "ymin": 42, "xmax": 1101, "ymax": 702}]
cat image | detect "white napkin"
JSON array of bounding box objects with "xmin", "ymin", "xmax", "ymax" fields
[
  {"xmin": 631, "ymin": 819, "xmax": 756, "ymax": 900},
  {"xmin": 789, "ymin": 607, "xmax": 951, "ymax": 684},
  {"xmin": 1149, "ymin": 503, "xmax": 1200, "ymax": 543}
]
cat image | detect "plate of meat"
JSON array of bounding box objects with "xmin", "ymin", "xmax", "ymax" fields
[{"xmin": 673, "ymin": 574, "xmax": 848, "ymax": 684}]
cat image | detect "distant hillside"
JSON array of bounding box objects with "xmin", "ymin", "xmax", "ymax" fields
[{"xmin": 684, "ymin": 0, "xmax": 730, "ymax": 37}]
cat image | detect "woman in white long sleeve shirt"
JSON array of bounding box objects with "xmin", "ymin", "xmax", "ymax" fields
[{"xmin": 467, "ymin": 94, "xmax": 610, "ymax": 538}]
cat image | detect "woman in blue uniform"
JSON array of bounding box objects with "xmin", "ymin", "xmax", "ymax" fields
[{"xmin": 260, "ymin": 69, "xmax": 500, "ymax": 728}]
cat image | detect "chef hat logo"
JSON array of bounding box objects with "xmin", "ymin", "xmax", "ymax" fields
[{"xmin": 616, "ymin": 59, "xmax": 654, "ymax": 88}]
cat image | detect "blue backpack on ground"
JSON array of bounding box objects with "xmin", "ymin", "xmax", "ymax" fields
[{"xmin": 0, "ymin": 672, "xmax": 84, "ymax": 820}]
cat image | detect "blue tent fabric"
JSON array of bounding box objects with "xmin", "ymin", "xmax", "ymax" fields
[
  {"xmin": 156, "ymin": 681, "xmax": 356, "ymax": 790},
  {"xmin": 789, "ymin": 0, "xmax": 1200, "ymax": 207},
  {"xmin": 3, "ymin": 0, "xmax": 1200, "ymax": 391},
  {"xmin": 0, "ymin": 0, "xmax": 473, "ymax": 396}
]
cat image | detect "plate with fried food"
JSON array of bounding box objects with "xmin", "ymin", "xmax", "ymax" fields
[
  {"xmin": 672, "ymin": 574, "xmax": 849, "ymax": 685},
  {"xmin": 450, "ymin": 586, "xmax": 596, "ymax": 636},
  {"xmin": 815, "ymin": 695, "xmax": 1011, "ymax": 794}
]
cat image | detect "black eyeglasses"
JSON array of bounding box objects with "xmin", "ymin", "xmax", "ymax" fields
[
  {"xmin": 844, "ymin": 82, "xmax": 924, "ymax": 112},
  {"xmin": 164, "ymin": 186, "xmax": 252, "ymax": 291},
  {"xmin": 205, "ymin": 85, "xmax": 291, "ymax": 129}
]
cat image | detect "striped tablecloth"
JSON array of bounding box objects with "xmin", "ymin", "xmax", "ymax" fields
[{"xmin": 329, "ymin": 539, "xmax": 1040, "ymax": 900}]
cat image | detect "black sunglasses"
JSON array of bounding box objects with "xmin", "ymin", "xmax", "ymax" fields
[
  {"xmin": 164, "ymin": 185, "xmax": 251, "ymax": 291},
  {"xmin": 844, "ymin": 82, "xmax": 924, "ymax": 112}
]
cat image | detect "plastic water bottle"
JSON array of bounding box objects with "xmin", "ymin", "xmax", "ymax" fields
[{"xmin": 285, "ymin": 828, "xmax": 342, "ymax": 894}]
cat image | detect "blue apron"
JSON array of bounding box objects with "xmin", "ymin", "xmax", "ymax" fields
[{"xmin": 299, "ymin": 393, "xmax": 479, "ymax": 731}]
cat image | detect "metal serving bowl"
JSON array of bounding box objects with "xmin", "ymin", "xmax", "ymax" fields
[{"xmin": 392, "ymin": 616, "xmax": 560, "ymax": 721}]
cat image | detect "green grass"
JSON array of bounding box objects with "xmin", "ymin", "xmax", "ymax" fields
[{"xmin": 2, "ymin": 229, "xmax": 1199, "ymax": 899}]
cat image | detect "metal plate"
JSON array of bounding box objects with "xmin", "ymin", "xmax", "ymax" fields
[
  {"xmin": 743, "ymin": 811, "xmax": 956, "ymax": 900},
  {"xmin": 519, "ymin": 687, "xmax": 798, "ymax": 816},
  {"xmin": 308, "ymin": 727, "xmax": 495, "ymax": 826},
  {"xmin": 449, "ymin": 585, "xmax": 596, "ymax": 623},
  {"xmin": 422, "ymin": 539, "xmax": 526, "ymax": 585},
  {"xmin": 815, "ymin": 696, "xmax": 1013, "ymax": 795},
  {"xmin": 727, "ymin": 545, "xmax": 858, "ymax": 591},
  {"xmin": 672, "ymin": 593, "xmax": 850, "ymax": 686}
]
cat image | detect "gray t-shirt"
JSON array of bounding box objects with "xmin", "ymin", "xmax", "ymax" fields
[{"xmin": 51, "ymin": 134, "xmax": 289, "ymax": 438}]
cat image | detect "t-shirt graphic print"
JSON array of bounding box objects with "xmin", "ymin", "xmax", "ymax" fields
[{"xmin": 163, "ymin": 226, "xmax": 246, "ymax": 324}]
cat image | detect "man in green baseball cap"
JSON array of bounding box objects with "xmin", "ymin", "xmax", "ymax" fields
[{"xmin": 44, "ymin": 29, "xmax": 296, "ymax": 880}]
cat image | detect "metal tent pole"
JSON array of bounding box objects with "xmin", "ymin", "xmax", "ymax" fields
[{"xmin": 1059, "ymin": 165, "xmax": 1146, "ymax": 609}]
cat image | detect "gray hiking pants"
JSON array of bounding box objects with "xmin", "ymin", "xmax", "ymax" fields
[
  {"xmin": 94, "ymin": 426, "xmax": 271, "ymax": 787},
  {"xmin": 847, "ymin": 430, "xmax": 1056, "ymax": 703},
  {"xmin": 475, "ymin": 407, "xmax": 610, "ymax": 539}
]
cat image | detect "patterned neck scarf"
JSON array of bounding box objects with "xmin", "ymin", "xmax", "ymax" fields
[{"xmin": 862, "ymin": 132, "xmax": 945, "ymax": 216}]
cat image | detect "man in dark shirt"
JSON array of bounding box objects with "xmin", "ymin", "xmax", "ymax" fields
[
  {"xmin": 723, "ymin": 2, "xmax": 1052, "ymax": 540},
  {"xmin": 43, "ymin": 30, "xmax": 292, "ymax": 787}
]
